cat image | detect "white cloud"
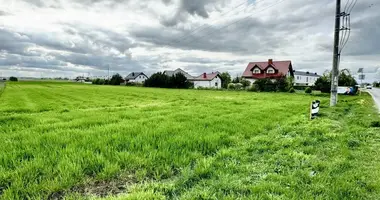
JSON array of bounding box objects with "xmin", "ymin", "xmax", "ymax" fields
[{"xmin": 0, "ymin": 0, "xmax": 379, "ymax": 80}]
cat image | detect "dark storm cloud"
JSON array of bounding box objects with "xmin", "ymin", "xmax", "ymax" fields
[
  {"xmin": 161, "ymin": 0, "xmax": 226, "ymax": 27},
  {"xmin": 0, "ymin": 26, "xmax": 142, "ymax": 73},
  {"xmin": 2, "ymin": 0, "xmax": 380, "ymax": 77}
]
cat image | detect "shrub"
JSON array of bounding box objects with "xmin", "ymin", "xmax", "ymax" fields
[
  {"xmin": 9, "ymin": 76, "xmax": 18, "ymax": 81},
  {"xmin": 289, "ymin": 88, "xmax": 296, "ymax": 93},
  {"xmin": 235, "ymin": 83, "xmax": 243, "ymax": 90},
  {"xmin": 305, "ymin": 87, "xmax": 312, "ymax": 94},
  {"xmin": 92, "ymin": 78, "xmax": 106, "ymax": 85},
  {"xmin": 240, "ymin": 79, "xmax": 251, "ymax": 88},
  {"xmin": 247, "ymin": 85, "xmax": 259, "ymax": 92},
  {"xmin": 227, "ymin": 83, "xmax": 235, "ymax": 90},
  {"xmin": 126, "ymin": 82, "xmax": 143, "ymax": 87}
]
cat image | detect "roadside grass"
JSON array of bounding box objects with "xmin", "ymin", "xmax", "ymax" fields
[{"xmin": 0, "ymin": 82, "xmax": 379, "ymax": 199}]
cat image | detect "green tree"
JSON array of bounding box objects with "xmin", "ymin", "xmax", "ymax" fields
[
  {"xmin": 232, "ymin": 76, "xmax": 241, "ymax": 83},
  {"xmin": 276, "ymin": 76, "xmax": 287, "ymax": 92},
  {"xmin": 109, "ymin": 74, "xmax": 124, "ymax": 85},
  {"xmin": 339, "ymin": 69, "xmax": 357, "ymax": 86},
  {"xmin": 144, "ymin": 72, "xmax": 170, "ymax": 88},
  {"xmin": 169, "ymin": 73, "xmax": 193, "ymax": 89},
  {"xmin": 286, "ymin": 76, "xmax": 294, "ymax": 91},
  {"xmin": 220, "ymin": 72, "xmax": 232, "ymax": 89},
  {"xmin": 315, "ymin": 75, "xmax": 331, "ymax": 93},
  {"xmin": 9, "ymin": 76, "xmax": 18, "ymax": 81}
]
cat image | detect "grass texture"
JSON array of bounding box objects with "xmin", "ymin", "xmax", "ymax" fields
[{"xmin": 0, "ymin": 81, "xmax": 379, "ymax": 199}]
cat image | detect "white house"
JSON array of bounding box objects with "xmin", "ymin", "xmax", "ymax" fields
[
  {"xmin": 163, "ymin": 68, "xmax": 194, "ymax": 79},
  {"xmin": 125, "ymin": 72, "xmax": 148, "ymax": 83},
  {"xmin": 192, "ymin": 72, "xmax": 222, "ymax": 89},
  {"xmin": 294, "ymin": 71, "xmax": 321, "ymax": 86}
]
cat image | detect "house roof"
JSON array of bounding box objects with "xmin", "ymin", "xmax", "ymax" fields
[
  {"xmin": 163, "ymin": 68, "xmax": 194, "ymax": 79},
  {"xmin": 294, "ymin": 71, "xmax": 321, "ymax": 77},
  {"xmin": 126, "ymin": 72, "xmax": 147, "ymax": 80},
  {"xmin": 193, "ymin": 72, "xmax": 220, "ymax": 81},
  {"xmin": 243, "ymin": 60, "xmax": 292, "ymax": 78}
]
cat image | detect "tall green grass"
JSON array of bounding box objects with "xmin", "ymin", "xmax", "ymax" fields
[
  {"xmin": 0, "ymin": 82, "xmax": 5, "ymax": 97},
  {"xmin": 0, "ymin": 82, "xmax": 379, "ymax": 199}
]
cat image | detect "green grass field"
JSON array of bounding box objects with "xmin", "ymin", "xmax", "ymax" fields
[{"xmin": 1, "ymin": 81, "xmax": 380, "ymax": 199}]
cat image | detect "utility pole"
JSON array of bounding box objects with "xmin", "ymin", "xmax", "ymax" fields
[{"xmin": 330, "ymin": 0, "xmax": 341, "ymax": 106}]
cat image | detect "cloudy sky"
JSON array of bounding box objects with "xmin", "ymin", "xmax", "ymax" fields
[{"xmin": 0, "ymin": 0, "xmax": 379, "ymax": 81}]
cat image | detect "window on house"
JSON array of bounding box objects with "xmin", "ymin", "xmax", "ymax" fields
[
  {"xmin": 215, "ymin": 82, "xmax": 218, "ymax": 87},
  {"xmin": 297, "ymin": 76, "xmax": 300, "ymax": 80},
  {"xmin": 267, "ymin": 68, "xmax": 275, "ymax": 74},
  {"xmin": 306, "ymin": 77, "xmax": 309, "ymax": 82},
  {"xmin": 253, "ymin": 68, "xmax": 261, "ymax": 74}
]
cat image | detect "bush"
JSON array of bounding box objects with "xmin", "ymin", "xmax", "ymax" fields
[
  {"xmin": 227, "ymin": 83, "xmax": 235, "ymax": 90},
  {"xmin": 247, "ymin": 85, "xmax": 259, "ymax": 92},
  {"xmin": 235, "ymin": 83, "xmax": 243, "ymax": 90},
  {"xmin": 289, "ymin": 88, "xmax": 296, "ymax": 93},
  {"xmin": 92, "ymin": 78, "xmax": 106, "ymax": 85},
  {"xmin": 9, "ymin": 76, "xmax": 18, "ymax": 81},
  {"xmin": 305, "ymin": 87, "xmax": 312, "ymax": 94},
  {"xmin": 240, "ymin": 79, "xmax": 251, "ymax": 88},
  {"xmin": 126, "ymin": 82, "xmax": 143, "ymax": 87}
]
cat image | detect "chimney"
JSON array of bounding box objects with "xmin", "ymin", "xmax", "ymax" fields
[
  {"xmin": 203, "ymin": 73, "xmax": 207, "ymax": 78},
  {"xmin": 268, "ymin": 59, "xmax": 273, "ymax": 65}
]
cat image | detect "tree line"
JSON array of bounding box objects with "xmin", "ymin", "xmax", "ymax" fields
[
  {"xmin": 90, "ymin": 69, "xmax": 359, "ymax": 94},
  {"xmin": 314, "ymin": 69, "xmax": 358, "ymax": 93}
]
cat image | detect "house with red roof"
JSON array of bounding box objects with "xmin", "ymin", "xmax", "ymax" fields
[
  {"xmin": 242, "ymin": 59, "xmax": 294, "ymax": 83},
  {"xmin": 192, "ymin": 72, "xmax": 222, "ymax": 89}
]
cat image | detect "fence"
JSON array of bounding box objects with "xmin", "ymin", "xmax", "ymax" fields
[{"xmin": 0, "ymin": 81, "xmax": 5, "ymax": 97}]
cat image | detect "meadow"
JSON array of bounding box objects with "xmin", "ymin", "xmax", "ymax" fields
[{"xmin": 0, "ymin": 81, "xmax": 380, "ymax": 199}]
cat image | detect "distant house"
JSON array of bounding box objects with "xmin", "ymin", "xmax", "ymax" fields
[
  {"xmin": 163, "ymin": 68, "xmax": 194, "ymax": 80},
  {"xmin": 294, "ymin": 71, "xmax": 321, "ymax": 86},
  {"xmin": 125, "ymin": 72, "xmax": 148, "ymax": 83},
  {"xmin": 242, "ymin": 59, "xmax": 294, "ymax": 83},
  {"xmin": 192, "ymin": 72, "xmax": 222, "ymax": 89}
]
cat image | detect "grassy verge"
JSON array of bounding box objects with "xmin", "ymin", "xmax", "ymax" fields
[{"xmin": 0, "ymin": 82, "xmax": 379, "ymax": 199}]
